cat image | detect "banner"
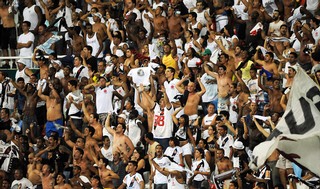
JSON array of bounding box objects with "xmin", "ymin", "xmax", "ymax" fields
[
  {"xmin": 250, "ymin": 67, "xmax": 320, "ymax": 172},
  {"xmin": 37, "ymin": 34, "xmax": 63, "ymax": 55}
]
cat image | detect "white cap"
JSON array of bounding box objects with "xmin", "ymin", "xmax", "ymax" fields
[
  {"xmin": 232, "ymin": 141, "xmax": 245, "ymax": 150},
  {"xmin": 118, "ymin": 114, "xmax": 127, "ymax": 120}
]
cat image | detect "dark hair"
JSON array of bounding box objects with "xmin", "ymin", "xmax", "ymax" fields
[
  {"xmin": 218, "ymin": 65, "xmax": 227, "ymax": 71},
  {"xmin": 220, "ymin": 110, "xmax": 230, "ymax": 120},
  {"xmin": 220, "ymin": 125, "xmax": 228, "ymax": 131},
  {"xmin": 22, "ymin": 21, "xmax": 31, "ymax": 27},
  {"xmin": 196, "ymin": 148, "xmax": 205, "ymax": 159},
  {"xmin": 180, "ymin": 114, "xmax": 189, "ymax": 130},
  {"xmin": 199, "ymin": 138, "xmax": 208, "ymax": 149},
  {"xmin": 156, "ymin": 144, "xmax": 163, "ymax": 150},
  {"xmin": 76, "ymin": 147, "xmax": 84, "ymax": 156},
  {"xmin": 74, "ymin": 55, "xmax": 83, "ymax": 63},
  {"xmin": 290, "ymin": 52, "xmax": 298, "ymax": 58},
  {"xmin": 118, "ymin": 122, "xmax": 126, "ymax": 132},
  {"xmin": 266, "ymin": 52, "xmax": 274, "ymax": 59},
  {"xmin": 230, "ymin": 180, "xmax": 239, "ymax": 188},
  {"xmin": 17, "ymin": 77, "xmax": 25, "ymax": 82},
  {"xmin": 87, "ymin": 126, "xmax": 95, "ymax": 137},
  {"xmin": 167, "ymin": 66, "xmax": 175, "ymax": 75},
  {"xmin": 169, "ymin": 137, "xmax": 179, "ymax": 146},
  {"xmin": 84, "ymin": 45, "xmax": 93, "ymax": 53},
  {"xmin": 86, "ymin": 23, "xmax": 92, "ymax": 28},
  {"xmin": 145, "ymin": 132, "xmax": 154, "ymax": 140},
  {"xmin": 68, "ymin": 79, "xmax": 78, "ymax": 88},
  {"xmin": 128, "ymin": 160, "xmax": 138, "ymax": 167},
  {"xmin": 1, "ymin": 108, "xmax": 9, "ymax": 116},
  {"xmin": 189, "ymin": 12, "xmax": 197, "ymax": 19}
]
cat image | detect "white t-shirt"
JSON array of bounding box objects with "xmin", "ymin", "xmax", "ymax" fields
[
  {"xmin": 123, "ymin": 172, "xmax": 144, "ymax": 189},
  {"xmin": 127, "ymin": 67, "xmax": 154, "ymax": 86},
  {"xmin": 202, "ymin": 113, "xmax": 217, "ymax": 139},
  {"xmin": 164, "ymin": 146, "xmax": 182, "ymax": 164},
  {"xmin": 125, "ymin": 8, "xmax": 141, "ymax": 21},
  {"xmin": 217, "ymin": 134, "xmax": 234, "ymax": 158},
  {"xmin": 191, "ymin": 159, "xmax": 210, "ymax": 181},
  {"xmin": 66, "ymin": 90, "xmax": 83, "ymax": 119},
  {"xmin": 11, "ymin": 178, "xmax": 34, "ymax": 189},
  {"xmin": 164, "ymin": 78, "xmax": 181, "ymax": 103},
  {"xmin": 95, "ymin": 85, "xmax": 115, "ymax": 114},
  {"xmin": 153, "ymin": 156, "xmax": 171, "ymax": 184},
  {"xmin": 101, "ymin": 146, "xmax": 113, "ymax": 161},
  {"xmin": 127, "ymin": 119, "xmax": 142, "ymax": 147},
  {"xmin": 201, "ymin": 73, "xmax": 218, "ymax": 102},
  {"xmin": 152, "ymin": 104, "xmax": 174, "ymax": 139},
  {"xmin": 18, "ymin": 32, "xmax": 34, "ymax": 57},
  {"xmin": 73, "ymin": 65, "xmax": 89, "ymax": 80}
]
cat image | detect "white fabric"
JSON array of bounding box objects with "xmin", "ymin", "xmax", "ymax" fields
[
  {"xmin": 164, "ymin": 146, "xmax": 183, "ymax": 164},
  {"xmin": 86, "ymin": 32, "xmax": 103, "ymax": 58},
  {"xmin": 191, "ymin": 159, "xmax": 210, "ymax": 181},
  {"xmin": 201, "ymin": 73, "xmax": 218, "ymax": 102},
  {"xmin": 95, "ymin": 85, "xmax": 115, "ymax": 114},
  {"xmin": 11, "ymin": 178, "xmax": 34, "ymax": 189},
  {"xmin": 152, "ymin": 104, "xmax": 174, "ymax": 139},
  {"xmin": 15, "ymin": 68, "xmax": 30, "ymax": 83},
  {"xmin": 153, "ymin": 156, "xmax": 171, "ymax": 184},
  {"xmin": 72, "ymin": 65, "xmax": 89, "ymax": 80},
  {"xmin": 164, "ymin": 78, "xmax": 181, "ymax": 103},
  {"xmin": 18, "ymin": 32, "xmax": 34, "ymax": 67},
  {"xmin": 251, "ymin": 67, "xmax": 320, "ymax": 172},
  {"xmin": 217, "ymin": 134, "xmax": 234, "ymax": 158},
  {"xmin": 127, "ymin": 119, "xmax": 142, "ymax": 147},
  {"xmin": 23, "ymin": 5, "xmax": 38, "ymax": 30},
  {"xmin": 123, "ymin": 172, "xmax": 144, "ymax": 189}
]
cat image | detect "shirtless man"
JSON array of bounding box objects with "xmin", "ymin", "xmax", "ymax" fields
[
  {"xmin": 105, "ymin": 113, "xmax": 134, "ymax": 157},
  {"xmin": 72, "ymin": 147, "xmax": 93, "ymax": 179},
  {"xmin": 215, "ymin": 148, "xmax": 233, "ymax": 174},
  {"xmin": 27, "ymin": 153, "xmax": 42, "ymax": 186},
  {"xmin": 64, "ymin": 24, "xmax": 84, "ymax": 56},
  {"xmin": 70, "ymin": 121, "xmax": 100, "ymax": 160},
  {"xmin": 36, "ymin": 24, "xmax": 53, "ymax": 47},
  {"xmin": 11, "ymin": 79, "xmax": 38, "ymax": 135},
  {"xmin": 92, "ymin": 13, "xmax": 108, "ymax": 41},
  {"xmin": 145, "ymin": 5, "xmax": 169, "ymax": 39},
  {"xmin": 82, "ymin": 103, "xmax": 103, "ymax": 141},
  {"xmin": 167, "ymin": 6, "xmax": 185, "ymax": 41},
  {"xmin": 69, "ymin": 166, "xmax": 91, "ymax": 189},
  {"xmin": 38, "ymin": 82, "xmax": 63, "ymax": 137},
  {"xmin": 41, "ymin": 163, "xmax": 55, "ymax": 189},
  {"xmin": 254, "ymin": 50, "xmax": 280, "ymax": 80},
  {"xmin": 176, "ymin": 76, "xmax": 206, "ymax": 120},
  {"xmin": 258, "ymin": 74, "xmax": 283, "ymax": 114},
  {"xmin": 54, "ymin": 173, "xmax": 72, "ymax": 189},
  {"xmin": 0, "ymin": 0, "xmax": 17, "ymax": 67},
  {"xmin": 218, "ymin": 53, "xmax": 236, "ymax": 79},
  {"xmin": 32, "ymin": 48, "xmax": 49, "ymax": 78},
  {"xmin": 204, "ymin": 64, "xmax": 233, "ymax": 113},
  {"xmin": 90, "ymin": 148, "xmax": 120, "ymax": 188}
]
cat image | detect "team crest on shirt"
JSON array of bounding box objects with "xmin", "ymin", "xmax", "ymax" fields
[
  {"xmin": 104, "ymin": 89, "xmax": 107, "ymax": 93},
  {"xmin": 171, "ymin": 85, "xmax": 174, "ymax": 89}
]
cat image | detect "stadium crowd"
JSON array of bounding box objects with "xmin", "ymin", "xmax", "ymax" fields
[{"xmin": 0, "ymin": 0, "xmax": 320, "ymax": 188}]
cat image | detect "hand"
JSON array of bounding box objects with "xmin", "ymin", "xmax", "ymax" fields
[
  {"xmin": 26, "ymin": 129, "xmax": 30, "ymax": 134},
  {"xmin": 30, "ymin": 123, "xmax": 34, "ymax": 128},
  {"xmin": 68, "ymin": 96, "xmax": 74, "ymax": 103},
  {"xmin": 240, "ymin": 117, "xmax": 245, "ymax": 123}
]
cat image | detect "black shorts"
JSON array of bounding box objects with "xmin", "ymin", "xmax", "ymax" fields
[{"xmin": 1, "ymin": 27, "xmax": 17, "ymax": 49}]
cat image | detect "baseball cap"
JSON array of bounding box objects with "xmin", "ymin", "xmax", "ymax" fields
[
  {"xmin": 118, "ymin": 114, "xmax": 127, "ymax": 120},
  {"xmin": 232, "ymin": 141, "xmax": 245, "ymax": 150},
  {"xmin": 93, "ymin": 12, "xmax": 102, "ymax": 19},
  {"xmin": 17, "ymin": 59, "xmax": 26, "ymax": 65},
  {"xmin": 288, "ymin": 65, "xmax": 298, "ymax": 72},
  {"xmin": 201, "ymin": 49, "xmax": 212, "ymax": 56},
  {"xmin": 52, "ymin": 60, "xmax": 62, "ymax": 66}
]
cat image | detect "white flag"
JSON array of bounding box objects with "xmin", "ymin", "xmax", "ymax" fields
[
  {"xmin": 274, "ymin": 132, "xmax": 320, "ymax": 177},
  {"xmin": 250, "ymin": 67, "xmax": 320, "ymax": 171}
]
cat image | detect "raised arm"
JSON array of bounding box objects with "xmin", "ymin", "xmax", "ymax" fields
[
  {"xmin": 172, "ymin": 107, "xmax": 183, "ymax": 125},
  {"xmin": 104, "ymin": 114, "xmax": 115, "ymax": 136},
  {"xmin": 69, "ymin": 119, "xmax": 84, "ymax": 138},
  {"xmin": 37, "ymin": 85, "xmax": 48, "ymax": 101},
  {"xmin": 252, "ymin": 117, "xmax": 270, "ymax": 138},
  {"xmin": 175, "ymin": 75, "xmax": 188, "ymax": 94},
  {"xmin": 196, "ymin": 77, "xmax": 206, "ymax": 97}
]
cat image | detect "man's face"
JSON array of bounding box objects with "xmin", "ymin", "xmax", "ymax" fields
[
  {"xmin": 155, "ymin": 145, "xmax": 163, "ymax": 156},
  {"xmin": 288, "ymin": 68, "xmax": 296, "ymax": 78},
  {"xmin": 218, "ymin": 67, "xmax": 225, "ymax": 75},
  {"xmin": 165, "ymin": 69, "xmax": 173, "ymax": 78},
  {"xmin": 125, "ymin": 0, "xmax": 134, "ymax": 9},
  {"xmin": 272, "ymin": 11, "xmax": 279, "ymax": 20},
  {"xmin": 74, "ymin": 57, "xmax": 81, "ymax": 67},
  {"xmin": 217, "ymin": 126, "xmax": 226, "ymax": 136},
  {"xmin": 14, "ymin": 170, "xmax": 23, "ymax": 180},
  {"xmin": 187, "ymin": 82, "xmax": 196, "ymax": 92},
  {"xmin": 207, "ymin": 104, "xmax": 215, "ymax": 114},
  {"xmin": 216, "ymin": 150, "xmax": 224, "ymax": 159},
  {"xmin": 73, "ymin": 149, "xmax": 82, "ymax": 160},
  {"xmin": 288, "ymin": 54, "xmax": 297, "ymax": 64}
]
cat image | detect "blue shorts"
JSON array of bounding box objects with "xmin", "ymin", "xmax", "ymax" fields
[{"xmin": 46, "ymin": 119, "xmax": 63, "ymax": 137}]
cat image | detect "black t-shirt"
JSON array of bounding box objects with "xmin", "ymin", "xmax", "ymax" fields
[
  {"xmin": 0, "ymin": 120, "xmax": 11, "ymax": 131},
  {"xmin": 87, "ymin": 56, "xmax": 98, "ymax": 72}
]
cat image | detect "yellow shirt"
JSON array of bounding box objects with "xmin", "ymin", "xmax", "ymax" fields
[
  {"xmin": 239, "ymin": 60, "xmax": 254, "ymax": 81},
  {"xmin": 162, "ymin": 54, "xmax": 179, "ymax": 78}
]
